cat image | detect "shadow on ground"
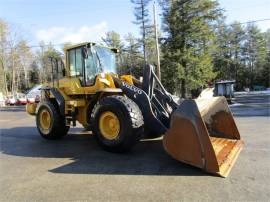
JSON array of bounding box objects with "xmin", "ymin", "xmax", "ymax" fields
[{"xmin": 0, "ymin": 126, "xmax": 207, "ymax": 176}]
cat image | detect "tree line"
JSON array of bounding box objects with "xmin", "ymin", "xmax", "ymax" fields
[{"xmin": 0, "ymin": 0, "xmax": 269, "ymax": 97}]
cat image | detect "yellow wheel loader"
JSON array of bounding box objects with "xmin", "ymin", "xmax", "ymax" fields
[{"xmin": 26, "ymin": 42, "xmax": 243, "ymax": 177}]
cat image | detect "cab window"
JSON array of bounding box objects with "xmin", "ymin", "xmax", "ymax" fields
[
  {"xmin": 85, "ymin": 51, "xmax": 98, "ymax": 86},
  {"xmin": 69, "ymin": 48, "xmax": 83, "ymax": 78}
]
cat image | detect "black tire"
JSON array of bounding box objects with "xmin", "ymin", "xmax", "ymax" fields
[
  {"xmin": 91, "ymin": 95, "xmax": 144, "ymax": 152},
  {"xmin": 36, "ymin": 101, "xmax": 69, "ymax": 140},
  {"xmin": 144, "ymin": 128, "xmax": 163, "ymax": 139}
]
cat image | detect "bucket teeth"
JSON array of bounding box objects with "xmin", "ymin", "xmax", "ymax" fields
[{"xmin": 163, "ymin": 97, "xmax": 244, "ymax": 177}]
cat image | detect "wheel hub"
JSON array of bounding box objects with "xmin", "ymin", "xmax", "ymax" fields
[
  {"xmin": 39, "ymin": 109, "xmax": 51, "ymax": 130},
  {"xmin": 99, "ymin": 111, "xmax": 120, "ymax": 140}
]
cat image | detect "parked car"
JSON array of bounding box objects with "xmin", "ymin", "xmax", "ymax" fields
[
  {"xmin": 5, "ymin": 96, "xmax": 16, "ymax": 105},
  {"xmin": 16, "ymin": 93, "xmax": 27, "ymax": 105},
  {"xmin": 26, "ymin": 85, "xmax": 42, "ymax": 104}
]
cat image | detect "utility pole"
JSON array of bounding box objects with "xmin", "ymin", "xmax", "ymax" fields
[
  {"xmin": 153, "ymin": 1, "xmax": 161, "ymax": 79},
  {"xmin": 141, "ymin": 0, "xmax": 147, "ymax": 65},
  {"xmin": 41, "ymin": 45, "xmax": 45, "ymax": 83}
]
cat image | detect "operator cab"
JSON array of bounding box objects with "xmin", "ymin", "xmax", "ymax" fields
[{"xmin": 65, "ymin": 42, "xmax": 119, "ymax": 86}]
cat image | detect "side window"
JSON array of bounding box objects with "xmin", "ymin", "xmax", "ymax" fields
[
  {"xmin": 75, "ymin": 48, "xmax": 83, "ymax": 77},
  {"xmin": 85, "ymin": 52, "xmax": 97, "ymax": 86},
  {"xmin": 69, "ymin": 49, "xmax": 76, "ymax": 76},
  {"xmin": 68, "ymin": 48, "xmax": 83, "ymax": 77}
]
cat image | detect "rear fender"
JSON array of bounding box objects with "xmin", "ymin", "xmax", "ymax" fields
[{"xmin": 40, "ymin": 87, "xmax": 65, "ymax": 117}]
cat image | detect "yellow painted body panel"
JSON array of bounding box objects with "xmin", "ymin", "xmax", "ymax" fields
[
  {"xmin": 65, "ymin": 100, "xmax": 86, "ymax": 107},
  {"xmin": 84, "ymin": 74, "xmax": 116, "ymax": 94},
  {"xmin": 56, "ymin": 73, "xmax": 117, "ymax": 95},
  {"xmin": 26, "ymin": 103, "xmax": 38, "ymax": 115},
  {"xmin": 58, "ymin": 77, "xmax": 85, "ymax": 95},
  {"xmin": 76, "ymin": 103, "xmax": 90, "ymax": 126},
  {"xmin": 120, "ymin": 75, "xmax": 134, "ymax": 85}
]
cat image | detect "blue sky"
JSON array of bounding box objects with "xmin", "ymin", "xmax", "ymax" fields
[{"xmin": 1, "ymin": 0, "xmax": 270, "ymax": 47}]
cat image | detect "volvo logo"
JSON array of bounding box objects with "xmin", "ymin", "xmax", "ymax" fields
[{"xmin": 122, "ymin": 82, "xmax": 143, "ymax": 95}]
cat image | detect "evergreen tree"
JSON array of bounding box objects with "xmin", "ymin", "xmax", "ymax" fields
[
  {"xmin": 213, "ymin": 20, "xmax": 246, "ymax": 90},
  {"xmin": 161, "ymin": 0, "xmax": 222, "ymax": 97},
  {"xmin": 124, "ymin": 33, "xmax": 144, "ymax": 77},
  {"xmin": 102, "ymin": 31, "xmax": 124, "ymax": 50},
  {"xmin": 256, "ymin": 29, "xmax": 270, "ymax": 88},
  {"xmin": 213, "ymin": 17, "xmax": 231, "ymax": 80},
  {"xmin": 131, "ymin": 0, "xmax": 152, "ymax": 63},
  {"xmin": 242, "ymin": 24, "xmax": 268, "ymax": 89}
]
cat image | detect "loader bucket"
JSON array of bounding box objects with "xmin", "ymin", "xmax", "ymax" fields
[{"xmin": 163, "ymin": 97, "xmax": 244, "ymax": 177}]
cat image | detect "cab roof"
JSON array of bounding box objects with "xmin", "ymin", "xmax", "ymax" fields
[
  {"xmin": 64, "ymin": 42, "xmax": 96, "ymax": 51},
  {"xmin": 64, "ymin": 42, "xmax": 119, "ymax": 53}
]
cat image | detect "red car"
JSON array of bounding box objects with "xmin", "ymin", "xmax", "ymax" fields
[{"xmin": 17, "ymin": 94, "xmax": 27, "ymax": 105}]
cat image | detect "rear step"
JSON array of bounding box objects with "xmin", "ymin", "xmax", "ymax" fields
[{"xmin": 163, "ymin": 97, "xmax": 244, "ymax": 177}]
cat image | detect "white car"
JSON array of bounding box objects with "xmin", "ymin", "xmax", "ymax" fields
[
  {"xmin": 6, "ymin": 96, "xmax": 16, "ymax": 105},
  {"xmin": 26, "ymin": 85, "xmax": 42, "ymax": 104}
]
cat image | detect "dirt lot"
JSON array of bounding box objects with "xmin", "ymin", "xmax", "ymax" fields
[{"xmin": 0, "ymin": 93, "xmax": 269, "ymax": 201}]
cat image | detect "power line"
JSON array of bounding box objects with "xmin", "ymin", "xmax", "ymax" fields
[
  {"xmin": 1, "ymin": 18, "xmax": 269, "ymax": 51},
  {"xmin": 216, "ymin": 18, "xmax": 270, "ymax": 29},
  {"xmin": 227, "ymin": 18, "xmax": 270, "ymax": 26}
]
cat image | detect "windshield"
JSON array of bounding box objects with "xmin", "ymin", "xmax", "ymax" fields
[{"xmin": 92, "ymin": 46, "xmax": 117, "ymax": 74}]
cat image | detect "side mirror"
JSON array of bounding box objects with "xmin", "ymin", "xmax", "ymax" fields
[
  {"xmin": 111, "ymin": 48, "xmax": 119, "ymax": 53},
  {"xmin": 82, "ymin": 46, "xmax": 89, "ymax": 59}
]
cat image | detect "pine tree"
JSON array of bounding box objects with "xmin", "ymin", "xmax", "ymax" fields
[
  {"xmin": 102, "ymin": 31, "xmax": 124, "ymax": 50},
  {"xmin": 261, "ymin": 29, "xmax": 270, "ymax": 87},
  {"xmin": 242, "ymin": 24, "xmax": 268, "ymax": 89},
  {"xmin": 131, "ymin": 0, "xmax": 152, "ymax": 63},
  {"xmin": 161, "ymin": 0, "xmax": 222, "ymax": 97},
  {"xmin": 228, "ymin": 23, "xmax": 246, "ymax": 90},
  {"xmin": 124, "ymin": 33, "xmax": 144, "ymax": 77},
  {"xmin": 213, "ymin": 19, "xmax": 246, "ymax": 90},
  {"xmin": 213, "ymin": 17, "xmax": 231, "ymax": 80}
]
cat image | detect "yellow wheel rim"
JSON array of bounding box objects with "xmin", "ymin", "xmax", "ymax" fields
[
  {"xmin": 39, "ymin": 109, "xmax": 51, "ymax": 130},
  {"xmin": 99, "ymin": 111, "xmax": 120, "ymax": 140}
]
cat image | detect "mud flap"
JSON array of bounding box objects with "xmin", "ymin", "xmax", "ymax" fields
[{"xmin": 163, "ymin": 97, "xmax": 244, "ymax": 177}]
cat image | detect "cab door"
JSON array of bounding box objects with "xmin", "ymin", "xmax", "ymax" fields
[
  {"xmin": 84, "ymin": 48, "xmax": 99, "ymax": 86},
  {"xmin": 68, "ymin": 47, "xmax": 86, "ymax": 86}
]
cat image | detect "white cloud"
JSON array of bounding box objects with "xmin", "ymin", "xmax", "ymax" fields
[{"xmin": 36, "ymin": 21, "xmax": 108, "ymax": 44}]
